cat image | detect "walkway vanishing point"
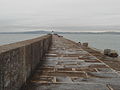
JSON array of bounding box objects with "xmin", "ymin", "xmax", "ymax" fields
[
  {"xmin": 22, "ymin": 35, "xmax": 120, "ymax": 90},
  {"xmin": 1, "ymin": 34, "xmax": 120, "ymax": 90}
]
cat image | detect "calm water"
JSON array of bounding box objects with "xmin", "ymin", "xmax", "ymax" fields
[
  {"xmin": 60, "ymin": 34, "xmax": 120, "ymax": 54},
  {"xmin": 0, "ymin": 34, "xmax": 45, "ymax": 46},
  {"xmin": 0, "ymin": 33, "xmax": 120, "ymax": 54}
]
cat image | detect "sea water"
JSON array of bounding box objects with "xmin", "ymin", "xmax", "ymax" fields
[
  {"xmin": 0, "ymin": 33, "xmax": 119, "ymax": 54},
  {"xmin": 60, "ymin": 34, "xmax": 120, "ymax": 54},
  {"xmin": 0, "ymin": 34, "xmax": 45, "ymax": 45}
]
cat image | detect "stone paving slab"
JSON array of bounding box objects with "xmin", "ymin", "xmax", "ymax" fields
[{"xmin": 23, "ymin": 35, "xmax": 120, "ymax": 90}]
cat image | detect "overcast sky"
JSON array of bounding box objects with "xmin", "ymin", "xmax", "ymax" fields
[{"xmin": 0, "ymin": 0, "xmax": 120, "ymax": 32}]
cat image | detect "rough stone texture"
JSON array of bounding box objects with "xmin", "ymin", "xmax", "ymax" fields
[{"xmin": 0, "ymin": 34, "xmax": 52, "ymax": 90}]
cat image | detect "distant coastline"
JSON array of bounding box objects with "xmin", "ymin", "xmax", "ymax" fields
[{"xmin": 0, "ymin": 30, "xmax": 120, "ymax": 35}]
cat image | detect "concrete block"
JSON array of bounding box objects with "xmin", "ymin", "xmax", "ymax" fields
[
  {"xmin": 104, "ymin": 49, "xmax": 111, "ymax": 55},
  {"xmin": 109, "ymin": 50, "xmax": 118, "ymax": 57},
  {"xmin": 82, "ymin": 42, "xmax": 88, "ymax": 47},
  {"xmin": 104, "ymin": 49, "xmax": 118, "ymax": 57}
]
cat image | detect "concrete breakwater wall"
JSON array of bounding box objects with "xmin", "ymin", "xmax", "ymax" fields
[{"xmin": 0, "ymin": 34, "xmax": 52, "ymax": 90}]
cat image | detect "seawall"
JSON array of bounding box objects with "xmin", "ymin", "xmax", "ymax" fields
[
  {"xmin": 22, "ymin": 35, "xmax": 120, "ymax": 90},
  {"xmin": 0, "ymin": 34, "xmax": 52, "ymax": 90}
]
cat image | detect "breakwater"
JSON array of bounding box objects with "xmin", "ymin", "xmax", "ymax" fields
[
  {"xmin": 1, "ymin": 34, "xmax": 120, "ymax": 90},
  {"xmin": 0, "ymin": 34, "xmax": 52, "ymax": 90},
  {"xmin": 22, "ymin": 35, "xmax": 120, "ymax": 90}
]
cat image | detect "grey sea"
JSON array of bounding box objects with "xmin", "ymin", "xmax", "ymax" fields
[{"xmin": 0, "ymin": 33, "xmax": 120, "ymax": 55}]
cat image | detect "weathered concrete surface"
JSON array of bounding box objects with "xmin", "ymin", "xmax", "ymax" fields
[
  {"xmin": 82, "ymin": 46, "xmax": 120, "ymax": 73},
  {"xmin": 0, "ymin": 34, "xmax": 52, "ymax": 90},
  {"xmin": 23, "ymin": 35, "xmax": 120, "ymax": 90}
]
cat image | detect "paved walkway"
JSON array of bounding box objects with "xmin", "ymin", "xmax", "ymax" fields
[{"xmin": 23, "ymin": 35, "xmax": 120, "ymax": 90}]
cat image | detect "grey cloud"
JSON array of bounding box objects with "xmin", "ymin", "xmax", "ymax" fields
[{"xmin": 0, "ymin": 0, "xmax": 120, "ymax": 32}]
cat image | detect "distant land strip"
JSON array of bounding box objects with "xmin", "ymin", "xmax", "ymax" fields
[{"xmin": 0, "ymin": 30, "xmax": 120, "ymax": 34}]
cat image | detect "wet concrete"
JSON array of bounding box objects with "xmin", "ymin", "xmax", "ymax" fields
[{"xmin": 22, "ymin": 35, "xmax": 120, "ymax": 90}]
